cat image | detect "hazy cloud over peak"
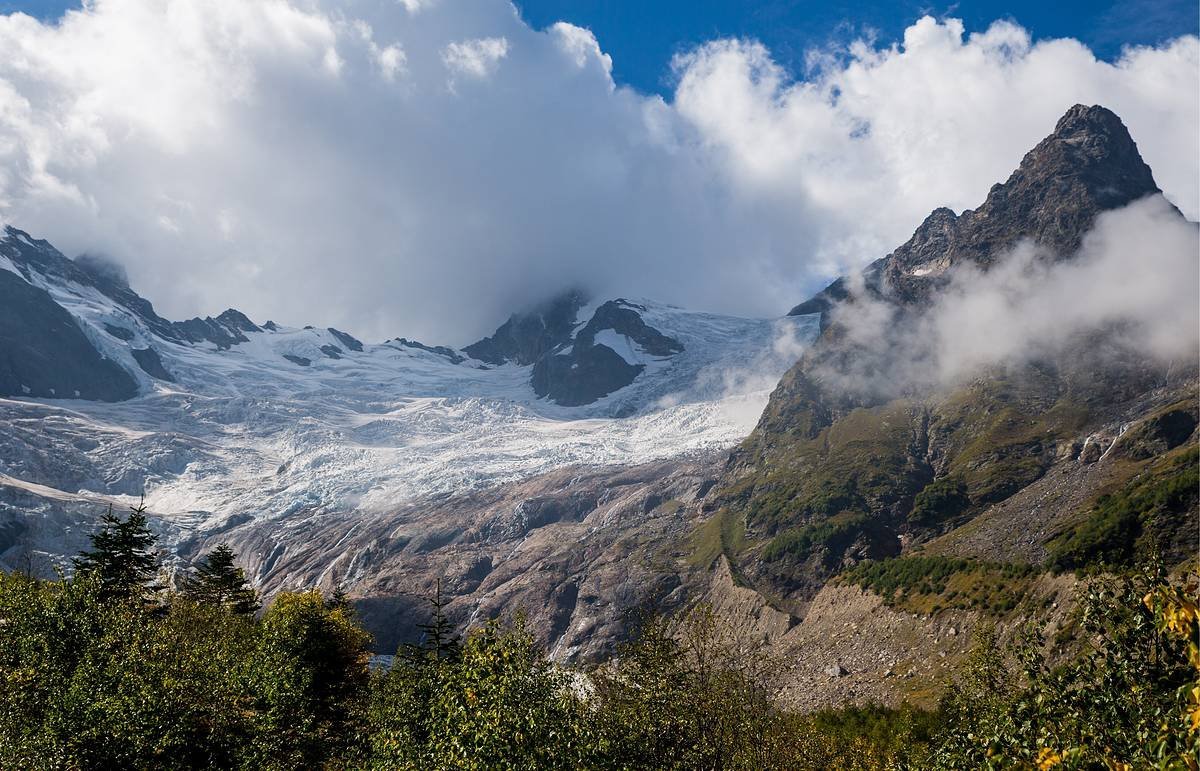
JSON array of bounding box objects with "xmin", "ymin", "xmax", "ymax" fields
[
  {"xmin": 819, "ymin": 195, "xmax": 1199, "ymax": 398},
  {"xmin": 0, "ymin": 1, "xmax": 1195, "ymax": 344}
]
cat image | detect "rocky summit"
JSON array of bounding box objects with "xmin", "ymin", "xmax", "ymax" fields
[
  {"xmin": 0, "ymin": 103, "xmax": 1195, "ymax": 714},
  {"xmin": 792, "ymin": 104, "xmax": 1166, "ymax": 314}
]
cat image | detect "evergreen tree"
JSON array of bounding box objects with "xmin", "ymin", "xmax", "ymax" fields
[
  {"xmin": 325, "ymin": 585, "xmax": 351, "ymax": 611},
  {"xmin": 416, "ymin": 578, "xmax": 459, "ymax": 661},
  {"xmin": 181, "ymin": 543, "xmax": 259, "ymax": 615},
  {"xmin": 72, "ymin": 501, "xmax": 160, "ymax": 600}
]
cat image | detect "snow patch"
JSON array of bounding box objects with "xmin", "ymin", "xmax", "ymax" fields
[{"xmin": 592, "ymin": 329, "xmax": 653, "ymax": 365}]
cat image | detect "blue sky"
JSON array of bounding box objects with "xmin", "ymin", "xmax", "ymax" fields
[
  {"xmin": 516, "ymin": 0, "xmax": 1200, "ymax": 93},
  {"xmin": 6, "ymin": 0, "xmax": 1197, "ymax": 95}
]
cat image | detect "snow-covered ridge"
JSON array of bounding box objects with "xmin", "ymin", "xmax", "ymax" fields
[{"xmin": 0, "ymin": 226, "xmax": 819, "ymax": 570}]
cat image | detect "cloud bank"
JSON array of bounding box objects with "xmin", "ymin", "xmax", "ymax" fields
[
  {"xmin": 0, "ymin": 1, "xmax": 1195, "ymax": 343},
  {"xmin": 822, "ymin": 195, "xmax": 1199, "ymax": 397}
]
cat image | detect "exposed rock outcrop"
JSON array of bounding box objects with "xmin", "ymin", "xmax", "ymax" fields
[
  {"xmin": 531, "ymin": 299, "xmax": 685, "ymax": 406},
  {"xmin": 463, "ymin": 289, "xmax": 587, "ymax": 366},
  {"xmin": 0, "ymin": 269, "xmax": 138, "ymax": 401}
]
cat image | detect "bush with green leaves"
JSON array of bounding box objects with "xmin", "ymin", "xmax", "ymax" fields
[
  {"xmin": 932, "ymin": 563, "xmax": 1199, "ymax": 769},
  {"xmin": 361, "ymin": 614, "xmax": 590, "ymax": 770},
  {"xmin": 588, "ymin": 605, "xmax": 779, "ymax": 769},
  {"xmin": 0, "ymin": 514, "xmax": 374, "ymax": 770},
  {"xmin": 907, "ymin": 476, "xmax": 970, "ymax": 526}
]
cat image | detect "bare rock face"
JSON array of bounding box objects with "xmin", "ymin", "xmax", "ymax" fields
[
  {"xmin": 131, "ymin": 347, "xmax": 175, "ymax": 382},
  {"xmin": 792, "ymin": 105, "xmax": 1164, "ymax": 313},
  {"xmin": 531, "ymin": 300, "xmax": 685, "ymax": 406},
  {"xmin": 0, "ymin": 266, "xmax": 138, "ymax": 401},
  {"xmin": 463, "ymin": 289, "xmax": 588, "ymax": 366},
  {"xmin": 191, "ymin": 456, "xmax": 724, "ymax": 662},
  {"xmin": 883, "ymin": 105, "xmax": 1161, "ymax": 302}
]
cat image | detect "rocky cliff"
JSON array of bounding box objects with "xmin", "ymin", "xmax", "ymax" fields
[{"xmin": 703, "ymin": 105, "xmax": 1197, "ymax": 647}]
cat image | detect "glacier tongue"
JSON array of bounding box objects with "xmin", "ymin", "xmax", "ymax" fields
[{"xmin": 0, "ymin": 227, "xmax": 821, "ymax": 573}]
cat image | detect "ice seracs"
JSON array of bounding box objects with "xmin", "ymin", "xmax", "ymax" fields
[{"xmin": 0, "ymin": 226, "xmax": 820, "ymax": 576}]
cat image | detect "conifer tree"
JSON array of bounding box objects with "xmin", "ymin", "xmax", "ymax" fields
[
  {"xmin": 326, "ymin": 585, "xmax": 351, "ymax": 611},
  {"xmin": 417, "ymin": 578, "xmax": 459, "ymax": 661},
  {"xmin": 72, "ymin": 500, "xmax": 160, "ymax": 600},
  {"xmin": 181, "ymin": 543, "xmax": 259, "ymax": 615}
]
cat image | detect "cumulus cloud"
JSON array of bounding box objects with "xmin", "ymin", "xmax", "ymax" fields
[
  {"xmin": 820, "ymin": 195, "xmax": 1199, "ymax": 396},
  {"xmin": 442, "ymin": 36, "xmax": 508, "ymax": 81},
  {"xmin": 672, "ymin": 18, "xmax": 1199, "ymax": 279},
  {"xmin": 0, "ymin": 1, "xmax": 1195, "ymax": 345}
]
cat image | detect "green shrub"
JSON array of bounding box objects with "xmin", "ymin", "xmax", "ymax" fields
[
  {"xmin": 763, "ymin": 511, "xmax": 872, "ymax": 563},
  {"xmin": 908, "ymin": 476, "xmax": 970, "ymax": 525},
  {"xmin": 932, "ymin": 565, "xmax": 1199, "ymax": 769},
  {"xmin": 842, "ymin": 556, "xmax": 1035, "ymax": 614},
  {"xmin": 361, "ymin": 616, "xmax": 589, "ymax": 770},
  {"xmin": 1047, "ymin": 446, "xmax": 1198, "ymax": 571}
]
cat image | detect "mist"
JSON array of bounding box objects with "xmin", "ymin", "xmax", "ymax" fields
[
  {"xmin": 821, "ymin": 195, "xmax": 1199, "ymax": 398},
  {"xmin": 0, "ymin": 2, "xmax": 1196, "ymax": 344}
]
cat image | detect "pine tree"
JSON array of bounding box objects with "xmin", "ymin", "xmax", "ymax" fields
[
  {"xmin": 181, "ymin": 543, "xmax": 259, "ymax": 615},
  {"xmin": 417, "ymin": 578, "xmax": 459, "ymax": 661},
  {"xmin": 326, "ymin": 585, "xmax": 351, "ymax": 611},
  {"xmin": 72, "ymin": 500, "xmax": 160, "ymax": 600}
]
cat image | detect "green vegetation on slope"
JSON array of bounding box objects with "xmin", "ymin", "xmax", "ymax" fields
[
  {"xmin": 1048, "ymin": 445, "xmax": 1199, "ymax": 572},
  {"xmin": 690, "ymin": 507, "xmax": 745, "ymax": 568},
  {"xmin": 907, "ymin": 476, "xmax": 970, "ymax": 526},
  {"xmin": 932, "ymin": 567, "xmax": 1199, "ymax": 768},
  {"xmin": 934, "ymin": 382, "xmax": 1089, "ymax": 505},
  {"xmin": 762, "ymin": 511, "xmax": 873, "ymax": 563},
  {"xmin": 841, "ymin": 555, "xmax": 1036, "ymax": 615},
  {"xmin": 726, "ymin": 400, "xmax": 924, "ymax": 538}
]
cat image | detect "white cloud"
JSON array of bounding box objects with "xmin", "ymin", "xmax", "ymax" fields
[
  {"xmin": 672, "ymin": 18, "xmax": 1199, "ymax": 279},
  {"xmin": 442, "ymin": 36, "xmax": 508, "ymax": 80},
  {"xmin": 0, "ymin": 1, "xmax": 1194, "ymax": 346},
  {"xmin": 820, "ymin": 196, "xmax": 1199, "ymax": 396},
  {"xmin": 397, "ymin": 0, "xmax": 433, "ymax": 14},
  {"xmin": 551, "ymin": 22, "xmax": 612, "ymax": 76},
  {"xmin": 928, "ymin": 196, "xmax": 1199, "ymax": 381},
  {"xmin": 374, "ymin": 43, "xmax": 406, "ymax": 80},
  {"xmin": 352, "ymin": 19, "xmax": 406, "ymax": 81}
]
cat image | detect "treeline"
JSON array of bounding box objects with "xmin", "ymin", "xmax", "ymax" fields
[{"xmin": 1, "ymin": 503, "xmax": 1196, "ymax": 769}]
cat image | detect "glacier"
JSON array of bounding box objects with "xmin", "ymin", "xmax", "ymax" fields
[{"xmin": 0, "ymin": 226, "xmax": 820, "ymax": 575}]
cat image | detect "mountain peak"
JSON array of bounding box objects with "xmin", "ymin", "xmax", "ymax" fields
[
  {"xmin": 463, "ymin": 288, "xmax": 589, "ymax": 366},
  {"xmin": 789, "ymin": 105, "xmax": 1168, "ymax": 314},
  {"xmin": 1011, "ymin": 103, "xmax": 1158, "ymax": 210},
  {"xmin": 1052, "ymin": 103, "xmax": 1127, "ymax": 139}
]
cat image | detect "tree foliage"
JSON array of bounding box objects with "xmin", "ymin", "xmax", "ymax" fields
[
  {"xmin": 361, "ymin": 615, "xmax": 588, "ymax": 769},
  {"xmin": 2, "ymin": 517, "xmax": 1195, "ymax": 770},
  {"xmin": 932, "ymin": 564, "xmax": 1200, "ymax": 770},
  {"xmin": 71, "ymin": 501, "xmax": 160, "ymax": 601},
  {"xmin": 180, "ymin": 543, "xmax": 259, "ymax": 615}
]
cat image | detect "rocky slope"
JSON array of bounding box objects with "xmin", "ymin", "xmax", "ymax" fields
[
  {"xmin": 196, "ymin": 455, "xmax": 725, "ymax": 662},
  {"xmin": 681, "ymin": 106, "xmax": 1198, "ymax": 706}
]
